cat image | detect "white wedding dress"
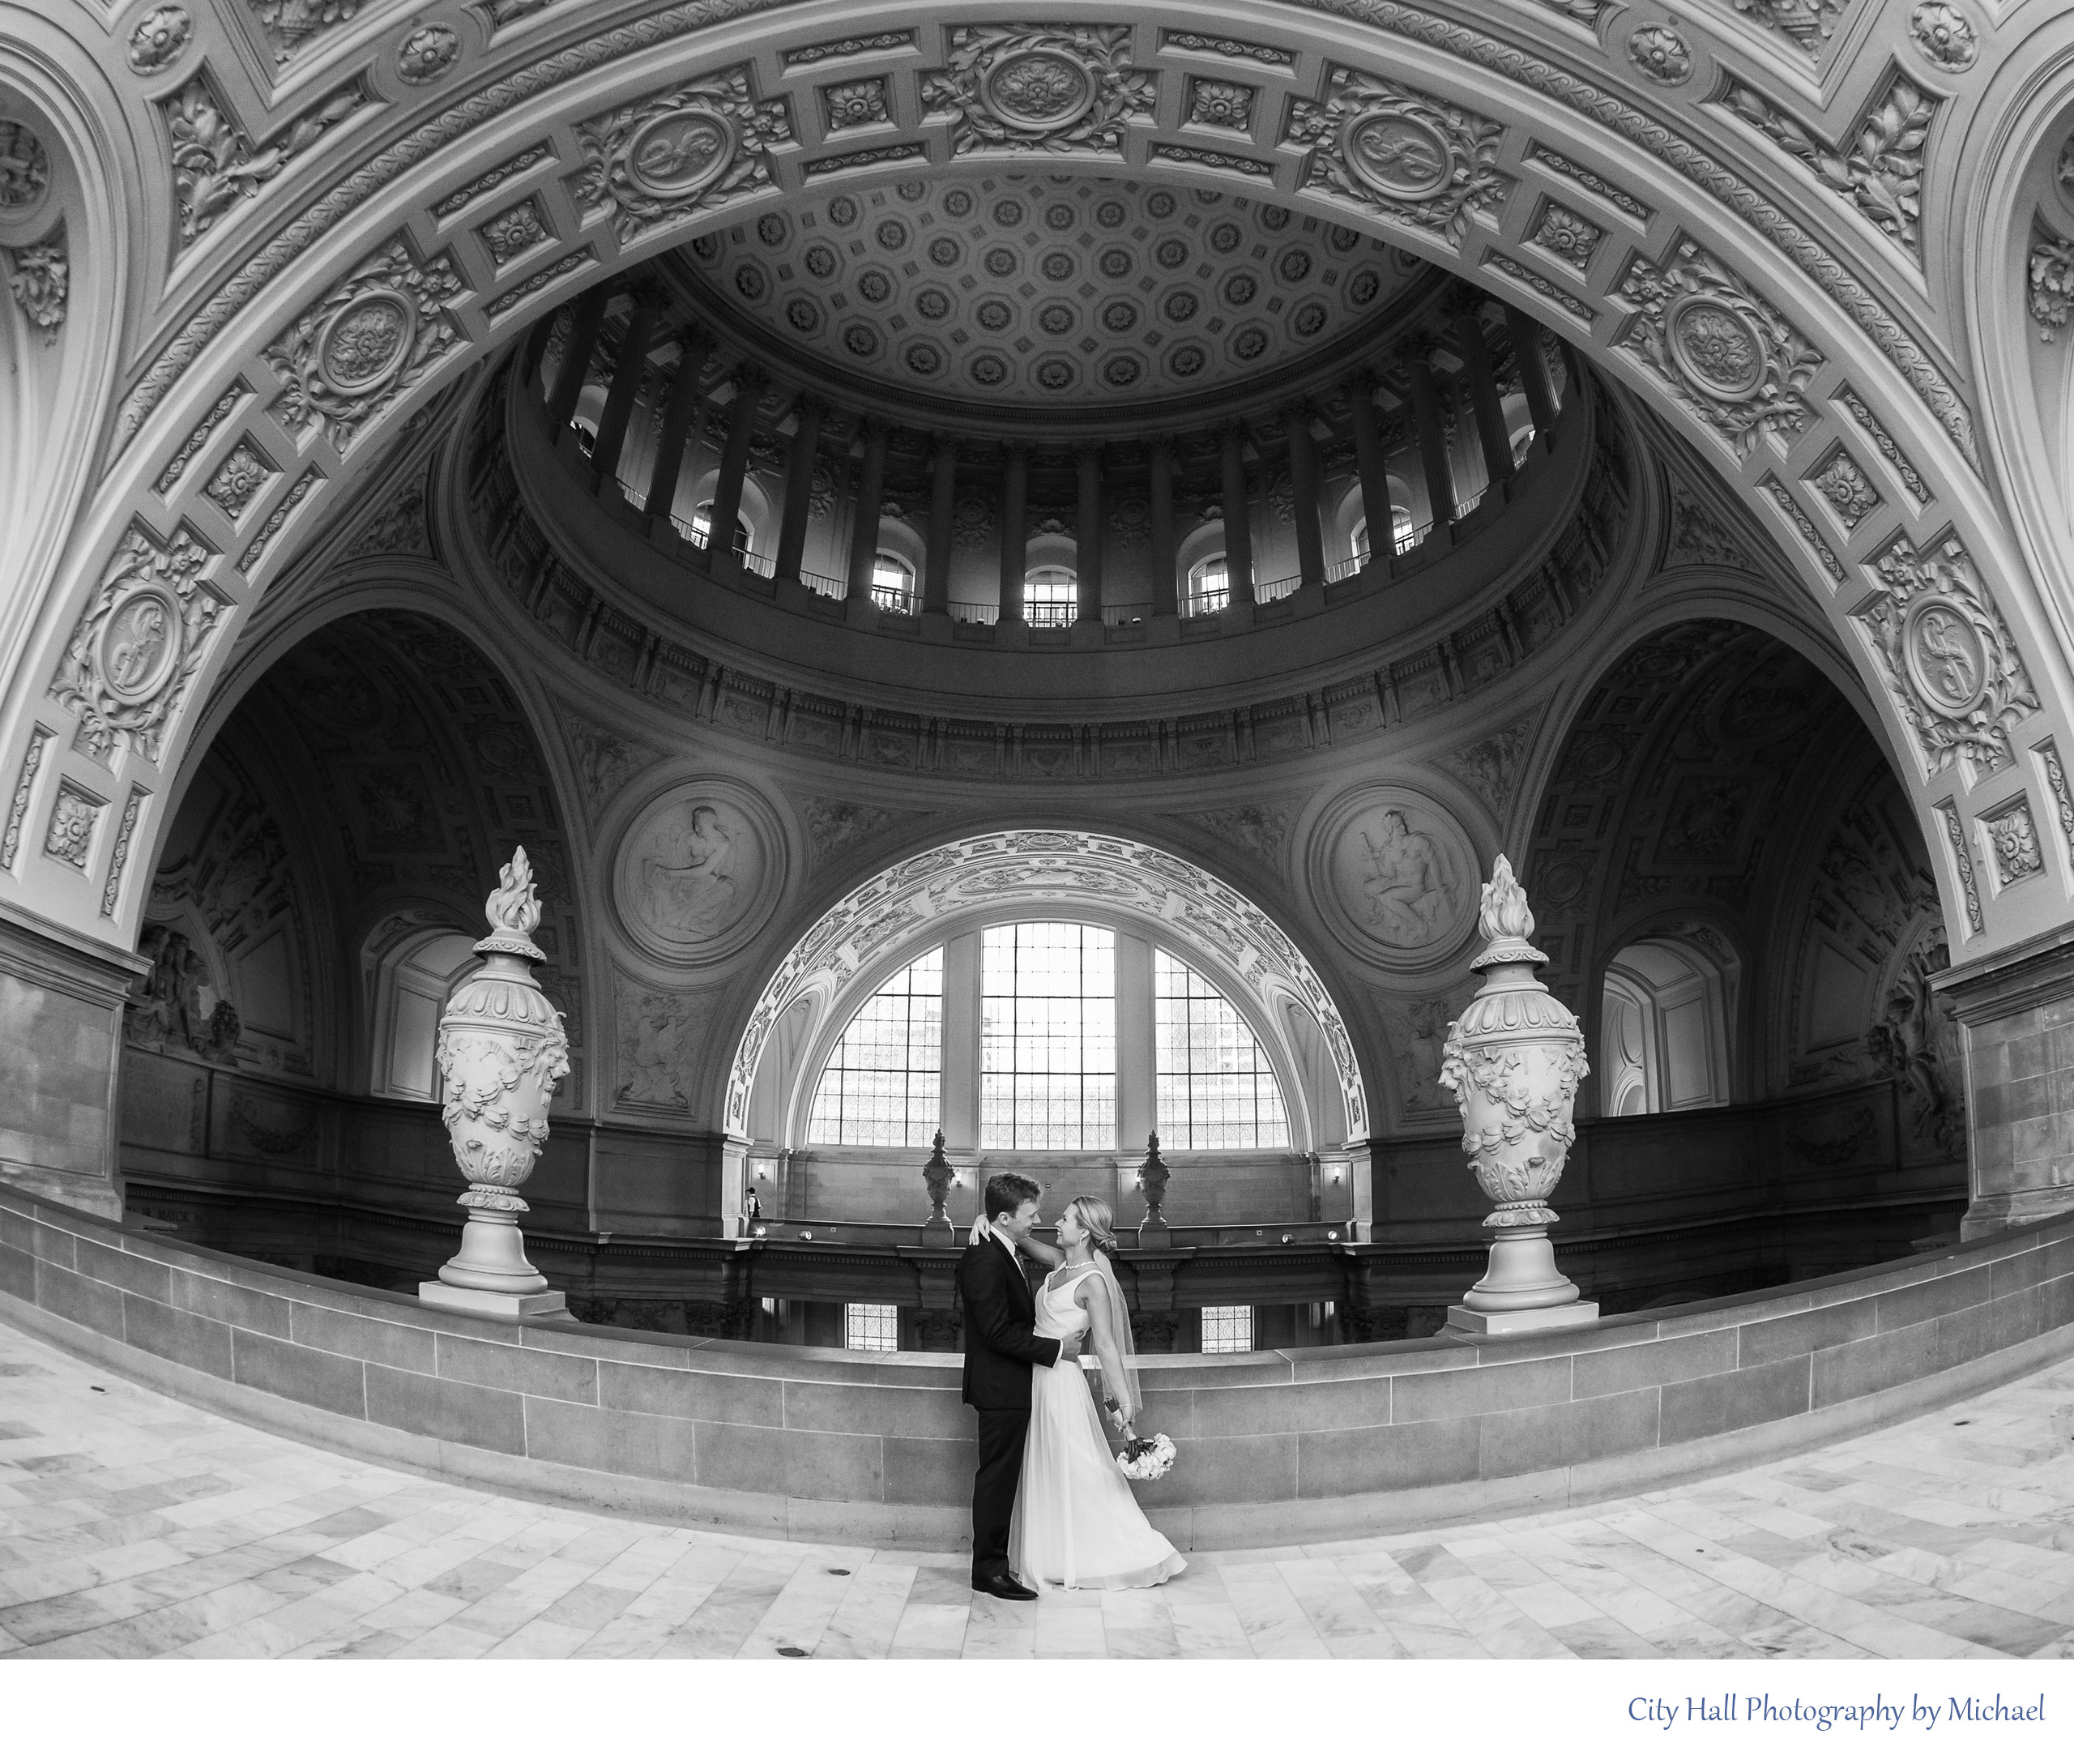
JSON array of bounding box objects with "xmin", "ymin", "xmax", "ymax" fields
[{"xmin": 1009, "ymin": 1263, "xmax": 1187, "ymax": 1591}]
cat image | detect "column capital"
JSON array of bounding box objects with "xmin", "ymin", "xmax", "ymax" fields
[{"xmin": 1074, "ymin": 439, "xmax": 1105, "ymax": 464}]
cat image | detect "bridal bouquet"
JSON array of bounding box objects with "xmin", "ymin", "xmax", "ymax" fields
[{"xmin": 1104, "ymin": 1399, "xmax": 1177, "ymax": 1480}]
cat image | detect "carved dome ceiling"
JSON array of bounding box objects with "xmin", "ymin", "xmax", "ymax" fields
[{"xmin": 672, "ymin": 171, "xmax": 1434, "ymax": 418}]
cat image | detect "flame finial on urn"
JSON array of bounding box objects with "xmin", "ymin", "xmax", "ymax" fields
[
  {"xmin": 476, "ymin": 845, "xmax": 547, "ymax": 961},
  {"xmin": 1470, "ymin": 853, "xmax": 1548, "ymax": 970}
]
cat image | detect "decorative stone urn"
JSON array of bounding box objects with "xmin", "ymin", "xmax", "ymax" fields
[
  {"xmin": 1137, "ymin": 1132, "xmax": 1172, "ymax": 1247},
  {"xmin": 921, "ymin": 1130, "xmax": 955, "ymax": 1242},
  {"xmin": 419, "ymin": 847, "xmax": 572, "ymax": 1319},
  {"xmin": 1436, "ymin": 855, "xmax": 1598, "ymax": 1335}
]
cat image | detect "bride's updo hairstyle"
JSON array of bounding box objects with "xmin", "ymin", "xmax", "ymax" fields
[{"xmin": 1066, "ymin": 1196, "xmax": 1119, "ymax": 1256}]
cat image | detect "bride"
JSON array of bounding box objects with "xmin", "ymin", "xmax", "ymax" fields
[{"xmin": 1010, "ymin": 1195, "xmax": 1186, "ymax": 1591}]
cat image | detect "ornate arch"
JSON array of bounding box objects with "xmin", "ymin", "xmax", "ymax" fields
[
  {"xmin": 724, "ymin": 828, "xmax": 1369, "ymax": 1142},
  {"xmin": 1, "ymin": 0, "xmax": 2066, "ymax": 972}
]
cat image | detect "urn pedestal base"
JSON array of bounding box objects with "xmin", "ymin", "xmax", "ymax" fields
[
  {"xmin": 1443, "ymin": 1299, "xmax": 1599, "ymax": 1336},
  {"xmin": 419, "ymin": 1281, "xmax": 571, "ymax": 1321}
]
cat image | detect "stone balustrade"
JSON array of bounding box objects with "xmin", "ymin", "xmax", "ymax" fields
[{"xmin": 4, "ymin": 1178, "xmax": 2067, "ymax": 1548}]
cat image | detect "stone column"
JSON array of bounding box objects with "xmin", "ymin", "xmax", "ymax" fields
[
  {"xmin": 1218, "ymin": 424, "xmax": 1255, "ymax": 607},
  {"xmin": 773, "ymin": 394, "xmax": 824, "ymax": 583},
  {"xmin": 545, "ymin": 285, "xmax": 611, "ymax": 435},
  {"xmin": 998, "ymin": 443, "xmax": 1029, "ymax": 625},
  {"xmin": 1454, "ymin": 303, "xmax": 1515, "ymax": 493},
  {"xmin": 845, "ymin": 419, "xmax": 890, "ymax": 604},
  {"xmin": 1074, "ymin": 444, "xmax": 1103, "ymax": 622},
  {"xmin": 1506, "ymin": 305, "xmax": 1560, "ymax": 445},
  {"xmin": 1345, "ymin": 377, "xmax": 1394, "ymax": 578},
  {"xmin": 1149, "ymin": 437, "xmax": 1179, "ymax": 617},
  {"xmin": 590, "ymin": 298, "xmax": 661, "ymax": 487},
  {"xmin": 645, "ymin": 328, "xmax": 711, "ymax": 524},
  {"xmin": 706, "ymin": 365, "xmax": 765, "ymax": 566},
  {"xmin": 924, "ymin": 436, "xmax": 958, "ymax": 616},
  {"xmin": 1438, "ymin": 856, "xmax": 1597, "ymax": 1336},
  {"xmin": 1284, "ymin": 404, "xmax": 1326, "ymax": 589},
  {"xmin": 1405, "ymin": 345, "xmax": 1457, "ymax": 538},
  {"xmin": 420, "ymin": 848, "xmax": 571, "ymax": 1321}
]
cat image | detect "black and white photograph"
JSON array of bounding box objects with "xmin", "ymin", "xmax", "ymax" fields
[{"xmin": 0, "ymin": 0, "xmax": 2067, "ymax": 1753}]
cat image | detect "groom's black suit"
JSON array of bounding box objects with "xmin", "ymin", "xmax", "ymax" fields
[{"xmin": 958, "ymin": 1231, "xmax": 1062, "ymax": 1582}]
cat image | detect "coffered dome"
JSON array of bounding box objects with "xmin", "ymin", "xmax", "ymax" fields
[{"xmin": 672, "ymin": 171, "xmax": 1432, "ymax": 419}]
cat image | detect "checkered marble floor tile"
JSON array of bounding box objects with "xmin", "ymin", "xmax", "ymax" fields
[{"xmin": 2, "ymin": 1317, "xmax": 2072, "ymax": 1660}]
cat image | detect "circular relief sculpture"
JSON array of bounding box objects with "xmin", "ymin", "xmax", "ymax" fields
[
  {"xmin": 802, "ymin": 241, "xmax": 839, "ymax": 279},
  {"xmin": 915, "ymin": 288, "xmax": 952, "ymax": 320},
  {"xmin": 1292, "ymin": 301, "xmax": 1329, "ymax": 337},
  {"xmin": 1222, "ymin": 271, "xmax": 1259, "ymax": 305},
  {"xmin": 984, "ymin": 49, "xmax": 1098, "ymax": 132},
  {"xmin": 1163, "ymin": 289, "xmax": 1199, "ymax": 323},
  {"xmin": 945, "ymin": 188, "xmax": 975, "ymax": 218},
  {"xmin": 1342, "ymin": 111, "xmax": 1454, "ymax": 201},
  {"xmin": 1146, "ymin": 190, "xmax": 1176, "ymax": 219},
  {"xmin": 0, "ymin": 120, "xmax": 51, "ymax": 211},
  {"xmin": 1098, "ymin": 247, "xmax": 1133, "ymax": 278},
  {"xmin": 1040, "ymin": 250, "xmax": 1077, "ymax": 281},
  {"xmin": 906, "ymin": 341, "xmax": 945, "ymax": 375},
  {"xmin": 876, "ymin": 219, "xmax": 908, "ymax": 250},
  {"xmin": 612, "ymin": 781, "xmax": 782, "ymax": 966},
  {"xmin": 1902, "ymin": 599, "xmax": 1990, "ymax": 715},
  {"xmin": 735, "ymin": 264, "xmax": 767, "ymax": 300},
  {"xmin": 1045, "ymin": 202, "xmax": 1077, "ymax": 229},
  {"xmin": 1099, "ymin": 299, "xmax": 1137, "ymax": 332},
  {"xmin": 992, "ymin": 198, "xmax": 1026, "ymax": 227},
  {"xmin": 975, "ymin": 297, "xmax": 1014, "ymax": 330},
  {"xmin": 1231, "ymin": 326, "xmax": 1269, "ymax": 361},
  {"xmin": 1277, "ymin": 248, "xmax": 1313, "ymax": 283},
  {"xmin": 1208, "ymin": 221, "xmax": 1243, "ymax": 253},
  {"xmin": 897, "ymin": 180, "xmax": 926, "ymax": 201},
  {"xmin": 757, "ymin": 213, "xmax": 788, "ymax": 247},
  {"xmin": 1101, "ymin": 354, "xmax": 1143, "ymax": 387},
  {"xmin": 1167, "ymin": 343, "xmax": 1207, "ymax": 376},
  {"xmin": 1038, "ymin": 302, "xmax": 1077, "ymax": 335},
  {"xmin": 983, "ymin": 246, "xmax": 1019, "ymax": 277},
  {"xmin": 856, "ymin": 268, "xmax": 894, "ymax": 303},
  {"xmin": 1260, "ymin": 205, "xmax": 1291, "ymax": 230},
  {"xmin": 319, "ymin": 293, "xmax": 415, "ymax": 393},
  {"xmin": 1910, "ymin": 1, "xmax": 1978, "ymax": 70},
  {"xmin": 784, "ymin": 296, "xmax": 821, "ymax": 333},
  {"xmin": 1034, "ymin": 356, "xmax": 1078, "ymax": 391},
  {"xmin": 1666, "ymin": 294, "xmax": 1768, "ymax": 398},
  {"xmin": 1154, "ymin": 238, "xmax": 1188, "ymax": 269},
  {"xmin": 1312, "ymin": 785, "xmax": 1480, "ymax": 969},
  {"xmin": 96, "ymin": 589, "xmax": 181, "ymax": 707},
  {"xmin": 828, "ymin": 194, "xmax": 860, "ymax": 226},
  {"xmin": 928, "ymin": 237, "xmax": 961, "ymax": 266},
  {"xmin": 841, "ymin": 322, "xmax": 880, "ymax": 357},
  {"xmin": 1346, "ymin": 267, "xmax": 1382, "ymax": 305},
  {"xmin": 1095, "ymin": 199, "xmax": 1126, "ymax": 227},
  {"xmin": 625, "ymin": 106, "xmax": 736, "ymax": 201},
  {"xmin": 971, "ymin": 353, "xmax": 1010, "ymax": 387}
]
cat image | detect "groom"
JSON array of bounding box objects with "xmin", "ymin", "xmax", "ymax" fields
[{"xmin": 958, "ymin": 1172, "xmax": 1073, "ymax": 1601}]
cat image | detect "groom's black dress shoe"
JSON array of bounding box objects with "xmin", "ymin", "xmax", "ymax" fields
[{"xmin": 971, "ymin": 1570, "xmax": 1038, "ymax": 1601}]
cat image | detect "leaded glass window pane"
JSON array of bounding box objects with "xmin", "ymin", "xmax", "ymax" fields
[
  {"xmin": 980, "ymin": 922, "xmax": 1116, "ymax": 1150},
  {"xmin": 1154, "ymin": 949, "xmax": 1290, "ymax": 1151},
  {"xmin": 806, "ymin": 948, "xmax": 943, "ymax": 1146}
]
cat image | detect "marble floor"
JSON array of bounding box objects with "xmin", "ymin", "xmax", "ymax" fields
[{"xmin": 2, "ymin": 1318, "xmax": 2074, "ymax": 1661}]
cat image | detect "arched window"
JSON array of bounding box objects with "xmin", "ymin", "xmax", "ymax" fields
[
  {"xmin": 1154, "ymin": 951, "xmax": 1290, "ymax": 1150},
  {"xmin": 1600, "ymin": 939, "xmax": 1733, "ymax": 1116},
  {"xmin": 689, "ymin": 501, "xmax": 753, "ymax": 561},
  {"xmin": 806, "ymin": 948, "xmax": 944, "ymax": 1145},
  {"xmin": 871, "ymin": 551, "xmax": 916, "ymax": 614},
  {"xmin": 982, "ymin": 922, "xmax": 1116, "ymax": 1149},
  {"xmin": 369, "ymin": 930, "xmax": 477, "ymax": 1101},
  {"xmin": 1184, "ymin": 553, "xmax": 1227, "ymax": 617},
  {"xmin": 795, "ymin": 920, "xmax": 1298, "ymax": 1155},
  {"xmin": 1024, "ymin": 566, "xmax": 1076, "ymax": 626}
]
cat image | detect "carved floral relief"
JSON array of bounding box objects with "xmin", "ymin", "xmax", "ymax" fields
[
  {"xmin": 921, "ymin": 25, "xmax": 1154, "ymax": 157},
  {"xmin": 1284, "ymin": 66, "xmax": 1506, "ymax": 246},
  {"xmin": 1854, "ymin": 536, "xmax": 2038, "ymax": 777},
  {"xmin": 49, "ymin": 526, "xmax": 224, "ymax": 765},
  {"xmin": 1617, "ymin": 238, "xmax": 1821, "ymax": 459},
  {"xmin": 263, "ymin": 236, "xmax": 467, "ymax": 453},
  {"xmin": 574, "ymin": 66, "xmax": 792, "ymax": 245}
]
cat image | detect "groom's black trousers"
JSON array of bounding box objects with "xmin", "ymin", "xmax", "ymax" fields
[{"xmin": 971, "ymin": 1408, "xmax": 1031, "ymax": 1575}]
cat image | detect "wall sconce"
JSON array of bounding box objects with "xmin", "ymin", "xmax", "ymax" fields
[{"xmin": 1324, "ymin": 1162, "xmax": 1349, "ymax": 1188}]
